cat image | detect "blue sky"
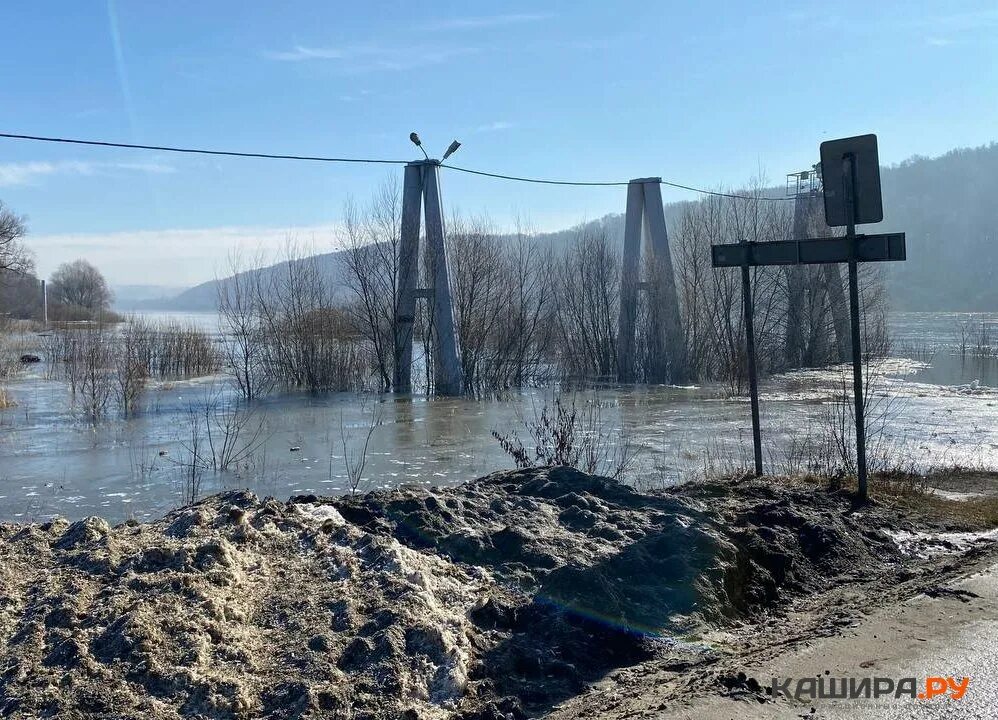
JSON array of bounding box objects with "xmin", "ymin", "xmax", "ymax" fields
[{"xmin": 0, "ymin": 0, "xmax": 995, "ymax": 286}]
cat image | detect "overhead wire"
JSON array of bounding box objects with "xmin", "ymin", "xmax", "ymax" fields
[{"xmin": 0, "ymin": 131, "xmax": 792, "ymax": 201}]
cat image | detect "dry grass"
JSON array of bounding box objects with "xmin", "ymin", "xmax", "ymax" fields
[
  {"xmin": 790, "ymin": 469, "xmax": 998, "ymax": 529},
  {"xmin": 882, "ymin": 469, "xmax": 998, "ymax": 529}
]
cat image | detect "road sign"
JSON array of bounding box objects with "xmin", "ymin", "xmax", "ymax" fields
[
  {"xmin": 711, "ymin": 240, "xmax": 797, "ymax": 267},
  {"xmin": 798, "ymin": 233, "xmax": 905, "ymax": 264},
  {"xmin": 820, "ymin": 134, "xmax": 883, "ymax": 227},
  {"xmin": 710, "ymin": 134, "xmax": 903, "ymax": 501},
  {"xmin": 711, "ymin": 233, "xmax": 906, "ymax": 268}
]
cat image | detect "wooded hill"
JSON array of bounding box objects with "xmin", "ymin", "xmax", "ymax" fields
[{"xmin": 133, "ymin": 142, "xmax": 998, "ymax": 313}]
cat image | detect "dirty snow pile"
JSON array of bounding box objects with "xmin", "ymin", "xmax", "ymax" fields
[{"xmin": 0, "ymin": 467, "xmax": 951, "ymax": 719}]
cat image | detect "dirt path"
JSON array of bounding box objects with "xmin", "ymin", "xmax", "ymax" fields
[{"xmin": 547, "ymin": 556, "xmax": 998, "ymax": 719}]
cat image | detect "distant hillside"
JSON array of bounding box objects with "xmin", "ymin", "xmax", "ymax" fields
[
  {"xmin": 878, "ymin": 144, "xmax": 998, "ymax": 310},
  {"xmin": 113, "ymin": 284, "xmax": 187, "ymax": 311},
  {"xmin": 539, "ymin": 145, "xmax": 998, "ymax": 312},
  {"xmin": 145, "ymin": 143, "xmax": 998, "ymax": 313},
  {"xmin": 132, "ymin": 249, "xmax": 352, "ymax": 312}
]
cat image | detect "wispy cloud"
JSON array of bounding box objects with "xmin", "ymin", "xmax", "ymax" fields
[
  {"xmin": 263, "ymin": 46, "xmax": 346, "ymax": 62},
  {"xmin": 474, "ymin": 121, "xmax": 514, "ymax": 133},
  {"xmin": 923, "ymin": 7, "xmax": 998, "ymax": 31},
  {"xmin": 264, "ymin": 44, "xmax": 477, "ymax": 72},
  {"xmin": 0, "ymin": 160, "xmax": 175, "ymax": 187},
  {"xmin": 418, "ymin": 13, "xmax": 552, "ymax": 31},
  {"xmin": 925, "ymin": 36, "xmax": 952, "ymax": 47}
]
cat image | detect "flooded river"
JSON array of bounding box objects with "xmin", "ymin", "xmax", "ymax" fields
[{"xmin": 1, "ymin": 312, "xmax": 996, "ymax": 523}]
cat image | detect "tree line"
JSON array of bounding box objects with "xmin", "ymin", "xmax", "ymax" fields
[
  {"xmin": 1, "ymin": 179, "xmax": 888, "ymax": 407},
  {"xmin": 214, "ymin": 179, "xmax": 887, "ymax": 399},
  {"xmin": 0, "ymin": 201, "xmax": 118, "ymax": 322}
]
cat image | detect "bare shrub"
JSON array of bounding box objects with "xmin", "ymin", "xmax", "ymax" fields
[
  {"xmin": 173, "ymin": 386, "xmax": 270, "ymax": 504},
  {"xmin": 143, "ymin": 321, "xmax": 217, "ymax": 379},
  {"xmin": 199, "ymin": 386, "xmax": 269, "ymax": 472},
  {"xmin": 0, "ymin": 321, "xmax": 27, "ymax": 409},
  {"xmin": 337, "ymin": 399, "xmax": 383, "ymax": 495},
  {"xmin": 256, "ymin": 240, "xmax": 367, "ymax": 393},
  {"xmin": 114, "ymin": 319, "xmax": 149, "ymax": 417},
  {"xmin": 492, "ymin": 392, "xmax": 636, "ymax": 480},
  {"xmin": 45, "ymin": 317, "xmax": 216, "ymax": 418},
  {"xmin": 62, "ymin": 323, "xmax": 115, "ymax": 421},
  {"xmin": 176, "ymin": 405, "xmax": 206, "ymax": 505}
]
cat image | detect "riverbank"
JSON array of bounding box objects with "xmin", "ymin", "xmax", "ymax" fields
[{"xmin": 1, "ymin": 468, "xmax": 996, "ymax": 718}]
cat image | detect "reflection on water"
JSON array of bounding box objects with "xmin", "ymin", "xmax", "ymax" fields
[{"xmin": 1, "ymin": 312, "xmax": 997, "ymax": 523}]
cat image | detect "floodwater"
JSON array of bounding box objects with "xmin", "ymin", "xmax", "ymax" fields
[{"xmin": 1, "ymin": 312, "xmax": 996, "ymax": 523}]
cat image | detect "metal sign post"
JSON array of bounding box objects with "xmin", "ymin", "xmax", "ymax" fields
[
  {"xmin": 740, "ymin": 239, "xmax": 763, "ymax": 477},
  {"xmin": 820, "ymin": 134, "xmax": 885, "ymax": 502},
  {"xmin": 843, "ymin": 154, "xmax": 868, "ymax": 500},
  {"xmin": 712, "ymin": 135, "xmax": 903, "ymax": 500}
]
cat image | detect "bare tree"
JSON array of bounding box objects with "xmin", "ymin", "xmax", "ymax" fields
[
  {"xmin": 217, "ymin": 249, "xmax": 271, "ymax": 400},
  {"xmin": 0, "ymin": 201, "xmax": 29, "ymax": 276},
  {"xmin": 448, "ymin": 213, "xmax": 510, "ymax": 393},
  {"xmin": 341, "ymin": 178, "xmax": 403, "ymax": 392},
  {"xmin": 496, "ymin": 223, "xmax": 556, "ymax": 387},
  {"xmin": 555, "ymin": 228, "xmax": 620, "ymax": 380},
  {"xmin": 50, "ymin": 259, "xmax": 113, "ymax": 313}
]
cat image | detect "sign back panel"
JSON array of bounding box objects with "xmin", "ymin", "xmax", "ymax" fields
[{"xmin": 820, "ymin": 134, "xmax": 884, "ymax": 227}]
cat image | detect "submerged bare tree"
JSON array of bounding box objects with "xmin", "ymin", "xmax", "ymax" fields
[
  {"xmin": 555, "ymin": 228, "xmax": 620, "ymax": 381},
  {"xmin": 252, "ymin": 239, "xmax": 366, "ymax": 393},
  {"xmin": 114, "ymin": 319, "xmax": 150, "ymax": 417},
  {"xmin": 447, "ymin": 215, "xmax": 555, "ymax": 393},
  {"xmin": 217, "ymin": 250, "xmax": 271, "ymax": 400},
  {"xmin": 667, "ymin": 181, "xmax": 884, "ymax": 391},
  {"xmin": 64, "ymin": 323, "xmax": 115, "ymax": 421},
  {"xmin": 342, "ymin": 178, "xmax": 403, "ymax": 392}
]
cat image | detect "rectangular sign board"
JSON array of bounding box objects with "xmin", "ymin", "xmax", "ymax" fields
[
  {"xmin": 711, "ymin": 240, "xmax": 798, "ymax": 267},
  {"xmin": 798, "ymin": 233, "xmax": 905, "ymax": 264},
  {"xmin": 711, "ymin": 233, "xmax": 905, "ymax": 268},
  {"xmin": 820, "ymin": 134, "xmax": 884, "ymax": 227}
]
